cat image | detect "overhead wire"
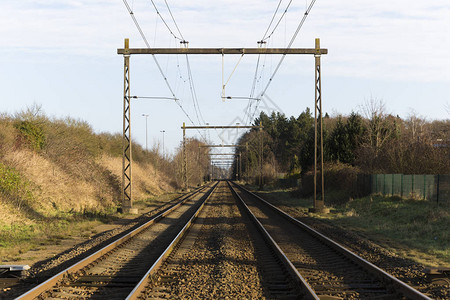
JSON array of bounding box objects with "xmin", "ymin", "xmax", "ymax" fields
[
  {"xmin": 186, "ymin": 55, "xmax": 205, "ymax": 124},
  {"xmin": 122, "ymin": 0, "xmax": 206, "ymax": 140},
  {"xmin": 262, "ymin": 0, "xmax": 294, "ymax": 41},
  {"xmin": 123, "ymin": 0, "xmax": 176, "ymax": 98},
  {"xmin": 249, "ymin": 54, "xmax": 261, "ymax": 99},
  {"xmin": 175, "ymin": 53, "xmax": 187, "ymax": 95},
  {"xmin": 261, "ymin": 0, "xmax": 283, "ymax": 40},
  {"xmin": 249, "ymin": 0, "xmax": 317, "ymax": 123},
  {"xmin": 244, "ymin": 0, "xmax": 285, "ymax": 117},
  {"xmin": 163, "ymin": 0, "xmax": 185, "ymax": 41},
  {"xmin": 246, "ymin": 52, "xmax": 268, "ymax": 125},
  {"xmin": 244, "ymin": 0, "xmax": 293, "ymax": 125},
  {"xmin": 244, "ymin": 53, "xmax": 262, "ymax": 125},
  {"xmin": 148, "ymin": 0, "xmax": 183, "ymax": 40},
  {"xmin": 160, "ymin": 0, "xmax": 206, "ymax": 127}
]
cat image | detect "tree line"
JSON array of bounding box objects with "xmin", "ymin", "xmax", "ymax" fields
[{"xmin": 233, "ymin": 99, "xmax": 449, "ymax": 184}]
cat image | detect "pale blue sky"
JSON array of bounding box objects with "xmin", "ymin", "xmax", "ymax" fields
[{"xmin": 1, "ymin": 0, "xmax": 449, "ymax": 155}]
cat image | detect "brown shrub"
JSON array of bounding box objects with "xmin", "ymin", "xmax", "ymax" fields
[{"xmin": 298, "ymin": 162, "xmax": 363, "ymax": 205}]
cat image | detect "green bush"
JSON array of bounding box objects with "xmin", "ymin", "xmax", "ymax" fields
[
  {"xmin": 0, "ymin": 163, "xmax": 34, "ymax": 209},
  {"xmin": 14, "ymin": 120, "xmax": 45, "ymax": 151}
]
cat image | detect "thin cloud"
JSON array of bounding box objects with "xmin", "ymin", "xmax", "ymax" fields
[{"xmin": 0, "ymin": 0, "xmax": 449, "ymax": 83}]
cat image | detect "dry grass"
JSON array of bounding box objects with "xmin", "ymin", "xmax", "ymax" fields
[
  {"xmin": 0, "ymin": 152, "xmax": 178, "ymax": 262},
  {"xmin": 3, "ymin": 149, "xmax": 106, "ymax": 214},
  {"xmin": 99, "ymin": 155, "xmax": 174, "ymax": 201},
  {"xmin": 0, "ymin": 110, "xmax": 179, "ymax": 261},
  {"xmin": 0, "ymin": 198, "xmax": 33, "ymax": 226},
  {"xmin": 0, "ymin": 151, "xmax": 177, "ymax": 226}
]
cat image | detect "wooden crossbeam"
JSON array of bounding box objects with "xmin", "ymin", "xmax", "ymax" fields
[
  {"xmin": 182, "ymin": 125, "xmax": 262, "ymax": 129},
  {"xmin": 118, "ymin": 48, "xmax": 327, "ymax": 55}
]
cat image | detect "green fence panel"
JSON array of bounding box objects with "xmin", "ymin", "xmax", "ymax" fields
[
  {"xmin": 359, "ymin": 173, "xmax": 448, "ymax": 202},
  {"xmin": 384, "ymin": 174, "xmax": 393, "ymax": 196},
  {"xmin": 392, "ymin": 174, "xmax": 402, "ymax": 196},
  {"xmin": 402, "ymin": 175, "xmax": 413, "ymax": 198},
  {"xmin": 369, "ymin": 174, "xmax": 449, "ymax": 202},
  {"xmin": 377, "ymin": 174, "xmax": 384, "ymax": 194},
  {"xmin": 412, "ymin": 174, "xmax": 426, "ymax": 199},
  {"xmin": 424, "ymin": 175, "xmax": 435, "ymax": 200},
  {"xmin": 437, "ymin": 174, "xmax": 450, "ymax": 203}
]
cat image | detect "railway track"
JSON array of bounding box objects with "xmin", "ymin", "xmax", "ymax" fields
[
  {"xmin": 15, "ymin": 182, "xmax": 218, "ymax": 299},
  {"xmin": 126, "ymin": 181, "xmax": 305, "ymax": 299},
  {"xmin": 13, "ymin": 180, "xmax": 433, "ymax": 299},
  {"xmin": 1, "ymin": 185, "xmax": 207, "ymax": 299},
  {"xmin": 231, "ymin": 182, "xmax": 432, "ymax": 300}
]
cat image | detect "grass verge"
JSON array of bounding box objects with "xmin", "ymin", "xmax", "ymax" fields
[
  {"xmin": 256, "ymin": 187, "xmax": 449, "ymax": 267},
  {"xmin": 0, "ymin": 212, "xmax": 113, "ymax": 263},
  {"xmin": 0, "ymin": 193, "xmax": 182, "ymax": 264}
]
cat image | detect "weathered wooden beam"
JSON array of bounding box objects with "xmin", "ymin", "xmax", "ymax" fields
[
  {"xmin": 181, "ymin": 125, "xmax": 262, "ymax": 129},
  {"xmin": 118, "ymin": 48, "xmax": 327, "ymax": 55}
]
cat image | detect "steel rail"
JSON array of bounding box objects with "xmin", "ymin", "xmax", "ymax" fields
[
  {"xmin": 227, "ymin": 181, "xmax": 319, "ymax": 300},
  {"xmin": 125, "ymin": 182, "xmax": 219, "ymax": 300},
  {"xmin": 15, "ymin": 184, "xmax": 213, "ymax": 300},
  {"xmin": 232, "ymin": 182, "xmax": 432, "ymax": 300}
]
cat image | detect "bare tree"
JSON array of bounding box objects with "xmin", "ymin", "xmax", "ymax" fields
[
  {"xmin": 405, "ymin": 109, "xmax": 426, "ymax": 141},
  {"xmin": 14, "ymin": 103, "xmax": 45, "ymax": 123},
  {"xmin": 173, "ymin": 138, "xmax": 210, "ymax": 188},
  {"xmin": 359, "ymin": 98, "xmax": 397, "ymax": 154},
  {"xmin": 356, "ymin": 98, "xmax": 399, "ymax": 172}
]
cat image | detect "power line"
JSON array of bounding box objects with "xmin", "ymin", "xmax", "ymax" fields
[
  {"xmin": 245, "ymin": 43, "xmax": 268, "ymax": 125},
  {"xmin": 243, "ymin": 54, "xmax": 261, "ymax": 125},
  {"xmin": 150, "ymin": 0, "xmax": 205, "ymax": 126},
  {"xmin": 244, "ymin": 0, "xmax": 293, "ymax": 125},
  {"xmin": 249, "ymin": 54, "xmax": 261, "ymax": 100},
  {"xmin": 123, "ymin": 0, "xmax": 176, "ymax": 98},
  {"xmin": 250, "ymin": 0, "xmax": 317, "ymax": 123},
  {"xmin": 261, "ymin": 0, "xmax": 283, "ymax": 40},
  {"xmin": 262, "ymin": 0, "xmax": 294, "ymax": 41},
  {"xmin": 163, "ymin": 0, "xmax": 185, "ymax": 41},
  {"xmin": 148, "ymin": 0, "xmax": 183, "ymax": 40},
  {"xmin": 185, "ymin": 55, "xmax": 205, "ymax": 124},
  {"xmin": 122, "ymin": 0, "xmax": 206, "ymax": 140},
  {"xmin": 186, "ymin": 53, "xmax": 205, "ymax": 126}
]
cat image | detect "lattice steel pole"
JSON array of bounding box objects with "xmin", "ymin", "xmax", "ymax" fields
[
  {"xmin": 246, "ymin": 142, "xmax": 249, "ymax": 183},
  {"xmin": 239, "ymin": 152, "xmax": 242, "ymax": 180},
  {"xmin": 210, "ymin": 159, "xmax": 212, "ymax": 181},
  {"xmin": 235, "ymin": 155, "xmax": 238, "ymax": 180},
  {"xmin": 259, "ymin": 121, "xmax": 263, "ymax": 189},
  {"xmin": 182, "ymin": 122, "xmax": 188, "ymax": 190},
  {"xmin": 313, "ymin": 38, "xmax": 325, "ymax": 211},
  {"xmin": 122, "ymin": 38, "xmax": 132, "ymax": 213}
]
